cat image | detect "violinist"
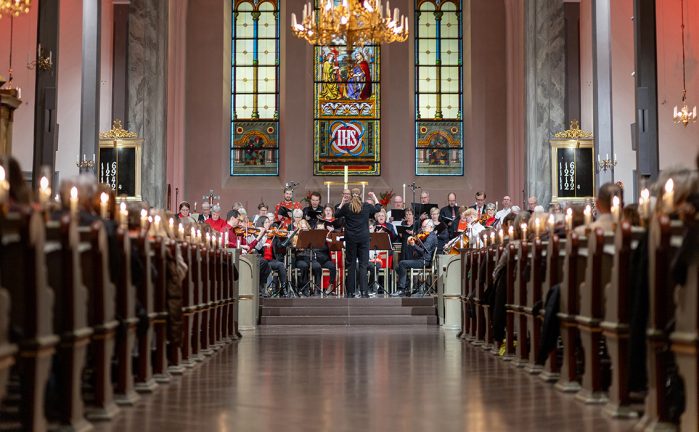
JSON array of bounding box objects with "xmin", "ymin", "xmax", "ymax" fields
[
  {"xmin": 205, "ymin": 204, "xmax": 229, "ymax": 232},
  {"xmin": 225, "ymin": 210, "xmax": 271, "ymax": 294},
  {"xmin": 292, "ymin": 219, "xmax": 337, "ymax": 296},
  {"xmin": 303, "ymin": 191, "xmax": 324, "ymax": 229},
  {"xmin": 287, "ymin": 208, "xmax": 305, "ymax": 231},
  {"xmin": 399, "ymin": 207, "xmax": 419, "ymax": 260},
  {"xmin": 429, "ymin": 207, "xmax": 449, "ymax": 253},
  {"xmin": 373, "ymin": 209, "xmax": 397, "ymax": 242},
  {"xmin": 391, "ymin": 219, "xmax": 437, "ymax": 297},
  {"xmin": 254, "ymin": 216, "xmax": 287, "ymax": 296},
  {"xmin": 275, "ymin": 187, "xmax": 303, "ymax": 226}
]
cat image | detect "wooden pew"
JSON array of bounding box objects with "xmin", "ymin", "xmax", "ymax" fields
[
  {"xmin": 44, "ymin": 216, "xmax": 94, "ymax": 431},
  {"xmin": 457, "ymin": 249, "xmax": 472, "ymax": 340},
  {"xmin": 150, "ymin": 237, "xmax": 171, "ymax": 383},
  {"xmin": 482, "ymin": 244, "xmax": 497, "ymax": 352},
  {"xmin": 576, "ymin": 228, "xmax": 615, "ymax": 404},
  {"xmin": 0, "ymin": 210, "xmax": 58, "ymax": 431},
  {"xmin": 199, "ymin": 244, "xmax": 213, "ymax": 356},
  {"xmin": 113, "ymin": 227, "xmax": 140, "ymax": 405},
  {"xmin": 207, "ymin": 247, "xmax": 220, "ymax": 350},
  {"xmin": 166, "ymin": 241, "xmax": 186, "ymax": 375},
  {"xmin": 502, "ymin": 243, "xmax": 517, "ymax": 361},
  {"xmin": 175, "ymin": 241, "xmax": 195, "ymax": 368},
  {"xmin": 78, "ymin": 221, "xmax": 120, "ymax": 420},
  {"xmin": 469, "ymin": 248, "xmax": 482, "ymax": 344},
  {"xmin": 555, "ymin": 232, "xmax": 586, "ymax": 393},
  {"xmin": 0, "ymin": 277, "xmax": 16, "ymax": 404},
  {"xmin": 638, "ymin": 216, "xmax": 684, "ymax": 429},
  {"xmin": 524, "ymin": 238, "xmax": 545, "ymax": 374},
  {"xmin": 539, "ymin": 235, "xmax": 565, "ymax": 382},
  {"xmin": 231, "ymin": 248, "xmax": 241, "ymax": 339},
  {"xmin": 189, "ymin": 243, "xmax": 204, "ymax": 362},
  {"xmin": 132, "ymin": 232, "xmax": 157, "ymax": 392},
  {"xmin": 601, "ymin": 222, "xmax": 644, "ymax": 418},
  {"xmin": 671, "ymin": 217, "xmax": 699, "ymax": 432},
  {"xmin": 513, "ymin": 241, "xmax": 530, "ymax": 367}
]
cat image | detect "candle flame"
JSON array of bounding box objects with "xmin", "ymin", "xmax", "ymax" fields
[
  {"xmin": 70, "ymin": 186, "xmax": 78, "ymax": 200},
  {"xmin": 40, "ymin": 176, "xmax": 49, "ymax": 190},
  {"xmin": 665, "ymin": 178, "xmax": 674, "ymax": 194},
  {"xmin": 100, "ymin": 192, "xmax": 109, "ymax": 204},
  {"xmin": 0, "ymin": 166, "xmax": 5, "ymax": 182},
  {"xmin": 641, "ymin": 188, "xmax": 650, "ymax": 200}
]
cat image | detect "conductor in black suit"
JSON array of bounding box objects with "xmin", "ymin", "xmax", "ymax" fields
[{"xmin": 335, "ymin": 188, "xmax": 381, "ymax": 298}]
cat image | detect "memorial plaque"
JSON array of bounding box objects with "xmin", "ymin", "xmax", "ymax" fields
[{"xmin": 98, "ymin": 120, "xmax": 143, "ymax": 200}]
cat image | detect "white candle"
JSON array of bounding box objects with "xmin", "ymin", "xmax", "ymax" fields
[
  {"xmin": 664, "ymin": 178, "xmax": 674, "ymax": 212},
  {"xmin": 196, "ymin": 229, "xmax": 202, "ymax": 244},
  {"xmin": 343, "ymin": 165, "xmax": 348, "ymax": 188},
  {"xmin": 39, "ymin": 176, "xmax": 50, "ymax": 206},
  {"xmin": 154, "ymin": 215, "xmax": 161, "ymax": 234},
  {"xmin": 640, "ymin": 188, "xmax": 650, "ymax": 219},
  {"xmin": 521, "ymin": 223, "xmax": 528, "ymax": 241},
  {"xmin": 402, "ymin": 183, "xmax": 406, "ymax": 200},
  {"xmin": 70, "ymin": 186, "xmax": 79, "ymax": 216},
  {"xmin": 169, "ymin": 217, "xmax": 174, "ymax": 233},
  {"xmin": 498, "ymin": 228, "xmax": 504, "ymax": 244},
  {"xmin": 508, "ymin": 225, "xmax": 514, "ymax": 240},
  {"xmin": 119, "ymin": 202, "xmax": 127, "ymax": 227},
  {"xmin": 490, "ymin": 232, "xmax": 495, "ymax": 246},
  {"xmin": 205, "ymin": 232, "xmax": 211, "ymax": 248},
  {"xmin": 0, "ymin": 166, "xmax": 7, "ymax": 204},
  {"xmin": 548, "ymin": 213, "xmax": 555, "ymax": 234},
  {"xmin": 362, "ymin": 183, "xmax": 366, "ymax": 201},
  {"xmin": 326, "ymin": 182, "xmax": 330, "ymax": 203},
  {"xmin": 178, "ymin": 223, "xmax": 184, "ymax": 240},
  {"xmin": 565, "ymin": 208, "xmax": 573, "ymax": 232},
  {"xmin": 584, "ymin": 205, "xmax": 592, "ymax": 227},
  {"xmin": 611, "ymin": 196, "xmax": 620, "ymax": 223},
  {"xmin": 190, "ymin": 227, "xmax": 196, "ymax": 242},
  {"xmin": 534, "ymin": 218, "xmax": 541, "ymax": 239},
  {"xmin": 224, "ymin": 231, "xmax": 229, "ymax": 247},
  {"xmin": 100, "ymin": 192, "xmax": 109, "ymax": 219},
  {"xmin": 140, "ymin": 209, "xmax": 148, "ymax": 230}
]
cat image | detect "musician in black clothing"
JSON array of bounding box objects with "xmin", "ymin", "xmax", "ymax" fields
[
  {"xmin": 373, "ymin": 209, "xmax": 397, "ymax": 242},
  {"xmin": 303, "ymin": 191, "xmax": 324, "ymax": 229},
  {"xmin": 398, "ymin": 207, "xmax": 419, "ymax": 260},
  {"xmin": 392, "ymin": 219, "xmax": 438, "ymax": 297},
  {"xmin": 336, "ymin": 188, "xmax": 381, "ymax": 298},
  {"xmin": 439, "ymin": 192, "xmax": 459, "ymax": 238}
]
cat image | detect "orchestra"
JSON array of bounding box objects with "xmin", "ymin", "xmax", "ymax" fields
[{"xmin": 172, "ymin": 183, "xmax": 525, "ymax": 299}]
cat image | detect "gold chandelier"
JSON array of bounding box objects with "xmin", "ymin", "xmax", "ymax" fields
[
  {"xmin": 673, "ymin": 0, "xmax": 696, "ymax": 127},
  {"xmin": 0, "ymin": 0, "xmax": 31, "ymax": 19},
  {"xmin": 291, "ymin": 0, "xmax": 408, "ymax": 49}
]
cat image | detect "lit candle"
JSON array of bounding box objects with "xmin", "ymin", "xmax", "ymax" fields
[
  {"xmin": 194, "ymin": 201, "xmax": 198, "ymax": 212},
  {"xmin": 196, "ymin": 229, "xmax": 202, "ymax": 244},
  {"xmin": 534, "ymin": 217, "xmax": 541, "ymax": 239},
  {"xmin": 403, "ymin": 183, "xmax": 406, "ymax": 200},
  {"xmin": 178, "ymin": 223, "xmax": 184, "ymax": 240},
  {"xmin": 100, "ymin": 192, "xmax": 109, "ymax": 219},
  {"xmin": 498, "ymin": 228, "xmax": 504, "ymax": 244},
  {"xmin": 640, "ymin": 188, "xmax": 650, "ymax": 219},
  {"xmin": 224, "ymin": 231, "xmax": 229, "ymax": 248},
  {"xmin": 120, "ymin": 202, "xmax": 128, "ymax": 227},
  {"xmin": 343, "ymin": 165, "xmax": 348, "ymax": 189},
  {"xmin": 0, "ymin": 166, "xmax": 7, "ymax": 205},
  {"xmin": 190, "ymin": 227, "xmax": 196, "ymax": 242},
  {"xmin": 584, "ymin": 205, "xmax": 592, "ymax": 227},
  {"xmin": 218, "ymin": 234, "xmax": 223, "ymax": 249},
  {"xmin": 508, "ymin": 225, "xmax": 514, "ymax": 240},
  {"xmin": 664, "ymin": 178, "xmax": 674, "ymax": 212},
  {"xmin": 153, "ymin": 215, "xmax": 160, "ymax": 236},
  {"xmin": 611, "ymin": 196, "xmax": 620, "ymax": 223},
  {"xmin": 140, "ymin": 209, "xmax": 148, "ymax": 230},
  {"xmin": 205, "ymin": 232, "xmax": 211, "ymax": 248},
  {"xmin": 326, "ymin": 182, "xmax": 330, "ymax": 203},
  {"xmin": 565, "ymin": 208, "xmax": 573, "ymax": 232},
  {"xmin": 39, "ymin": 176, "xmax": 51, "ymax": 206},
  {"xmin": 548, "ymin": 213, "xmax": 555, "ymax": 235},
  {"xmin": 521, "ymin": 223, "xmax": 528, "ymax": 241},
  {"xmin": 362, "ymin": 183, "xmax": 366, "ymax": 201},
  {"xmin": 70, "ymin": 186, "xmax": 78, "ymax": 216},
  {"xmin": 483, "ymin": 234, "xmax": 488, "ymax": 248},
  {"xmin": 490, "ymin": 232, "xmax": 495, "ymax": 246}
]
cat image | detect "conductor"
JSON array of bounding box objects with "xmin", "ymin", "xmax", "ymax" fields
[{"xmin": 336, "ymin": 188, "xmax": 381, "ymax": 298}]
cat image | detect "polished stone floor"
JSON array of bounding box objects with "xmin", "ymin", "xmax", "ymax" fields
[{"xmin": 94, "ymin": 326, "xmax": 637, "ymax": 431}]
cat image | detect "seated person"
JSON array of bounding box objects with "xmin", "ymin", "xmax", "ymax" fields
[
  {"xmin": 197, "ymin": 202, "xmax": 211, "ymax": 223},
  {"xmin": 293, "ymin": 219, "xmax": 336, "ymax": 296},
  {"xmin": 373, "ymin": 209, "xmax": 397, "ymax": 242},
  {"xmin": 429, "ymin": 207, "xmax": 450, "ymax": 253},
  {"xmin": 254, "ymin": 216, "xmax": 287, "ymax": 296},
  {"xmin": 176, "ymin": 201, "xmax": 197, "ymax": 225},
  {"xmin": 391, "ymin": 219, "xmax": 438, "ymax": 297},
  {"xmin": 482, "ymin": 203, "xmax": 497, "ymax": 228},
  {"xmin": 206, "ymin": 204, "xmax": 229, "ymax": 232}
]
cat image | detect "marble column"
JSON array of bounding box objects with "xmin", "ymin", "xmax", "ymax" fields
[
  {"xmin": 505, "ymin": 0, "xmax": 525, "ymax": 207},
  {"xmin": 128, "ymin": 0, "xmax": 168, "ymax": 207},
  {"xmin": 80, "ymin": 0, "xmax": 101, "ymax": 162},
  {"xmin": 166, "ymin": 0, "xmax": 187, "ymax": 211},
  {"xmin": 592, "ymin": 0, "xmax": 614, "ymax": 186},
  {"xmin": 524, "ymin": 0, "xmax": 565, "ymax": 207}
]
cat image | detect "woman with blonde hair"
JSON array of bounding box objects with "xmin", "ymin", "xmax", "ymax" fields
[{"xmin": 336, "ymin": 188, "xmax": 381, "ymax": 297}]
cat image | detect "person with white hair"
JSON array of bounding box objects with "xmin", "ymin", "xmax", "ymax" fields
[
  {"xmin": 197, "ymin": 201, "xmax": 211, "ymax": 223},
  {"xmin": 391, "ymin": 218, "xmax": 438, "ymax": 297},
  {"xmin": 205, "ymin": 204, "xmax": 228, "ymax": 232}
]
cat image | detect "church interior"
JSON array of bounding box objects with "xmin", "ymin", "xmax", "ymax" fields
[{"xmin": 0, "ymin": 0, "xmax": 697, "ymax": 430}]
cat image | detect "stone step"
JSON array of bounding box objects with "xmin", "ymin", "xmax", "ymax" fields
[
  {"xmin": 260, "ymin": 315, "xmax": 439, "ymax": 325},
  {"xmin": 260, "ymin": 297, "xmax": 436, "ymax": 308},
  {"xmin": 261, "ymin": 306, "xmax": 436, "ymax": 316}
]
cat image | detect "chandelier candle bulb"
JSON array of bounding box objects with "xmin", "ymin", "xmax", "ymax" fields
[
  {"xmin": 584, "ymin": 205, "xmax": 592, "ymax": 227},
  {"xmin": 191, "ymin": 227, "xmax": 196, "ymax": 242},
  {"xmin": 205, "ymin": 232, "xmax": 211, "ymax": 249},
  {"xmin": 224, "ymin": 231, "xmax": 229, "ymax": 248},
  {"xmin": 70, "ymin": 187, "xmax": 79, "ymax": 216},
  {"xmin": 664, "ymin": 179, "xmax": 674, "ymax": 211},
  {"xmin": 100, "ymin": 192, "xmax": 109, "ymax": 219},
  {"xmin": 196, "ymin": 229, "xmax": 202, "ymax": 244}
]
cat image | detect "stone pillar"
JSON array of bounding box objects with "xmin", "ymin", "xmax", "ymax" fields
[
  {"xmin": 524, "ymin": 0, "xmax": 565, "ymax": 207},
  {"xmin": 592, "ymin": 0, "xmax": 614, "ymax": 186},
  {"xmin": 166, "ymin": 0, "xmax": 187, "ymax": 212},
  {"xmin": 504, "ymin": 0, "xmax": 525, "ymax": 206},
  {"xmin": 128, "ymin": 0, "xmax": 168, "ymax": 207},
  {"xmin": 80, "ymin": 0, "xmax": 101, "ymax": 163}
]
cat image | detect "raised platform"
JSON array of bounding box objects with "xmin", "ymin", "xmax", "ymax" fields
[{"xmin": 260, "ymin": 297, "xmax": 438, "ymax": 325}]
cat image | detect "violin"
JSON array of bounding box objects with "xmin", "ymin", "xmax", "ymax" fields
[
  {"xmin": 233, "ymin": 226, "xmax": 261, "ymax": 236},
  {"xmin": 407, "ymin": 231, "xmax": 429, "ymax": 245},
  {"xmin": 266, "ymin": 228, "xmax": 289, "ymax": 238}
]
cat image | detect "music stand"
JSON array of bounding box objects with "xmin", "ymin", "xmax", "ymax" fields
[
  {"xmin": 281, "ymin": 230, "xmax": 301, "ymax": 298},
  {"xmin": 368, "ymin": 233, "xmax": 392, "ymax": 297},
  {"xmin": 295, "ymin": 229, "xmax": 329, "ymax": 297},
  {"xmin": 326, "ymin": 231, "xmax": 344, "ymax": 297}
]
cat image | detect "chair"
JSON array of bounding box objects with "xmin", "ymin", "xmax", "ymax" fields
[{"xmin": 409, "ymin": 248, "xmax": 438, "ymax": 296}]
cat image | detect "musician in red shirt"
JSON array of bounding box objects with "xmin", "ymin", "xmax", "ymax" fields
[
  {"xmin": 205, "ymin": 205, "xmax": 229, "ymax": 232},
  {"xmin": 275, "ymin": 187, "xmax": 302, "ymax": 226}
]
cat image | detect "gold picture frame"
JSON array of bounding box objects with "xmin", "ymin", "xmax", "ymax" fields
[
  {"xmin": 98, "ymin": 120, "xmax": 143, "ymax": 201},
  {"xmin": 550, "ymin": 121, "xmax": 595, "ymax": 203}
]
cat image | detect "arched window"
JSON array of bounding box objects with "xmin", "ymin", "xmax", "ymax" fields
[
  {"xmin": 313, "ymin": 3, "xmax": 381, "ymax": 176},
  {"xmin": 415, "ymin": 0, "xmax": 463, "ymax": 176},
  {"xmin": 231, "ymin": 0, "xmax": 280, "ymax": 176}
]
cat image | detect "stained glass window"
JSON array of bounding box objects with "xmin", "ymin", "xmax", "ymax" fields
[
  {"xmin": 415, "ymin": 0, "xmax": 463, "ymax": 176},
  {"xmin": 231, "ymin": 0, "xmax": 280, "ymax": 176},
  {"xmin": 313, "ymin": 4, "xmax": 381, "ymax": 176}
]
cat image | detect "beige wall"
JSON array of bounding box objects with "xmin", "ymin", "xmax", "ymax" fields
[{"xmin": 184, "ymin": 0, "xmax": 510, "ymax": 212}]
